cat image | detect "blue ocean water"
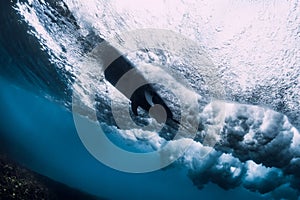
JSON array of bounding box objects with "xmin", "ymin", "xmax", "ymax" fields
[
  {"xmin": 1, "ymin": 0, "xmax": 300, "ymax": 199},
  {"xmin": 0, "ymin": 78, "xmax": 263, "ymax": 199}
]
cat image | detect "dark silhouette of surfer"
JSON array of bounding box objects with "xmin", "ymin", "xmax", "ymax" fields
[{"xmin": 104, "ymin": 53, "xmax": 180, "ymax": 139}]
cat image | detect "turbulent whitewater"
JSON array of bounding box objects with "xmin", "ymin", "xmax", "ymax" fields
[{"xmin": 0, "ymin": 0, "xmax": 300, "ymax": 199}]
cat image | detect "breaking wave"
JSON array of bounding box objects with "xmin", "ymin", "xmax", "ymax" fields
[{"xmin": 1, "ymin": 0, "xmax": 300, "ymax": 199}]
